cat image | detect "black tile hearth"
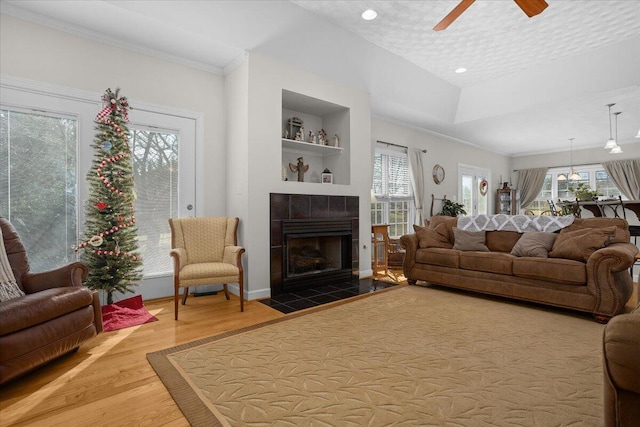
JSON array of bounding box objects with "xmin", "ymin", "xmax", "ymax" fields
[{"xmin": 259, "ymin": 278, "xmax": 397, "ymax": 314}]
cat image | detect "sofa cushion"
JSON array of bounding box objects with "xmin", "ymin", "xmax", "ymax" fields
[
  {"xmin": 0, "ymin": 286, "xmax": 94, "ymax": 336},
  {"xmin": 452, "ymin": 228, "xmax": 489, "ymax": 252},
  {"xmin": 512, "ymin": 257, "xmax": 586, "ymax": 285},
  {"xmin": 459, "ymin": 252, "xmax": 514, "ymax": 275},
  {"xmin": 510, "ymin": 232, "xmax": 558, "ymax": 258},
  {"xmin": 416, "ymin": 248, "xmax": 460, "ymax": 268},
  {"xmin": 549, "ymin": 226, "xmax": 617, "ymax": 262},
  {"xmin": 428, "ymin": 216, "xmax": 458, "ymax": 244},
  {"xmin": 486, "ymin": 231, "xmax": 522, "ymax": 253},
  {"xmin": 415, "ymin": 224, "xmax": 452, "ymax": 249}
]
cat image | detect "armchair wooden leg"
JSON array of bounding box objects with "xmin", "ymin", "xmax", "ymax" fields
[
  {"xmin": 174, "ymin": 283, "xmax": 179, "ymax": 321},
  {"xmin": 223, "ymin": 284, "xmax": 230, "ymax": 300},
  {"xmin": 181, "ymin": 287, "xmax": 189, "ymax": 305}
]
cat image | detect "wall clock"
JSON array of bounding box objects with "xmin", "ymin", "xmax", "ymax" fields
[{"xmin": 432, "ymin": 164, "xmax": 445, "ymax": 184}]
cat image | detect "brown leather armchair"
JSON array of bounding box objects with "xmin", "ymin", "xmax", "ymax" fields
[
  {"xmin": 0, "ymin": 216, "xmax": 102, "ymax": 385},
  {"xmin": 603, "ymin": 302, "xmax": 640, "ymax": 426}
]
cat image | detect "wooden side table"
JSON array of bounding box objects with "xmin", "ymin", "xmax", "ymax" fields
[{"xmin": 372, "ymin": 224, "xmax": 389, "ymax": 276}]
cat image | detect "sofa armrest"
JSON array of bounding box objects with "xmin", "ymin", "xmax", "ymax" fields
[
  {"xmin": 399, "ymin": 234, "xmax": 418, "ymax": 276},
  {"xmin": 603, "ymin": 310, "xmax": 640, "ymax": 395},
  {"xmin": 587, "ymin": 243, "xmax": 637, "ymax": 318},
  {"xmin": 21, "ymin": 262, "xmax": 89, "ymax": 294}
]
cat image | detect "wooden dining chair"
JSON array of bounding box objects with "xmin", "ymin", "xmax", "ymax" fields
[{"xmin": 595, "ymin": 196, "xmax": 626, "ymax": 219}]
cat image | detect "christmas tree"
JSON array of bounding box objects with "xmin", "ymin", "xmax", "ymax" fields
[{"xmin": 77, "ymin": 88, "xmax": 142, "ymax": 304}]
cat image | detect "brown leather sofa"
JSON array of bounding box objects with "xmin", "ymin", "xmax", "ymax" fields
[
  {"xmin": 0, "ymin": 217, "xmax": 102, "ymax": 385},
  {"xmin": 400, "ymin": 216, "xmax": 637, "ymax": 322},
  {"xmin": 603, "ymin": 302, "xmax": 640, "ymax": 426}
]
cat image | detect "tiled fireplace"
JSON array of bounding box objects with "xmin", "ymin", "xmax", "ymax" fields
[{"xmin": 270, "ymin": 193, "xmax": 359, "ymax": 296}]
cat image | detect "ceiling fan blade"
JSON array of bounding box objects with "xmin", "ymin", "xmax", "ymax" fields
[
  {"xmin": 433, "ymin": 0, "xmax": 475, "ymax": 32},
  {"xmin": 513, "ymin": 0, "xmax": 548, "ymax": 17}
]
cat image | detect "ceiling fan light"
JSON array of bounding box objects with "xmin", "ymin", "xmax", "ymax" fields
[
  {"xmin": 557, "ymin": 173, "xmax": 568, "ymax": 181},
  {"xmin": 603, "ymin": 138, "xmax": 618, "ymax": 149},
  {"xmin": 361, "ymin": 9, "xmax": 377, "ymax": 20},
  {"xmin": 569, "ymin": 172, "xmax": 582, "ymax": 181},
  {"xmin": 635, "ymin": 129, "xmax": 640, "ymax": 138},
  {"xmin": 609, "ymin": 146, "xmax": 623, "ymax": 154}
]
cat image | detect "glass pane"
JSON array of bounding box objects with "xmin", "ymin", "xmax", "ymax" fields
[
  {"xmin": 461, "ymin": 174, "xmax": 473, "ymax": 215},
  {"xmin": 131, "ymin": 128, "xmax": 178, "ymax": 277},
  {"xmin": 595, "ymin": 170, "xmax": 621, "ymax": 198},
  {"xmin": 0, "ymin": 109, "xmax": 77, "ymax": 272},
  {"xmin": 477, "ymin": 176, "xmax": 488, "ymax": 215}
]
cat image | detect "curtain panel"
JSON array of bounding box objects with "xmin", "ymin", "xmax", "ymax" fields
[
  {"xmin": 518, "ymin": 167, "xmax": 549, "ymax": 208},
  {"xmin": 602, "ymin": 159, "xmax": 640, "ymax": 200},
  {"xmin": 409, "ymin": 148, "xmax": 425, "ymax": 225}
]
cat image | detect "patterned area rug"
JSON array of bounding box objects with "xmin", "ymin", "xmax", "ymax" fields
[{"xmin": 147, "ymin": 286, "xmax": 605, "ymax": 427}]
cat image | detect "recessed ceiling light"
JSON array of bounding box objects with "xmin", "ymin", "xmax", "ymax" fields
[
  {"xmin": 362, "ymin": 9, "xmax": 378, "ymax": 20},
  {"xmin": 455, "ymin": 67, "xmax": 467, "ymax": 74}
]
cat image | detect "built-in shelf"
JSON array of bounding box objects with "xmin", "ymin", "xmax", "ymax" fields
[
  {"xmin": 282, "ymin": 138, "xmax": 343, "ymax": 156},
  {"xmin": 281, "ymin": 89, "xmax": 350, "ymax": 185}
]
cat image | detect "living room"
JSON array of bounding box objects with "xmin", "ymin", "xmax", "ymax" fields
[{"xmin": 1, "ymin": 1, "xmax": 639, "ymax": 426}]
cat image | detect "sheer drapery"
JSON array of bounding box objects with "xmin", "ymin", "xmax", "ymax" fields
[
  {"xmin": 518, "ymin": 167, "xmax": 549, "ymax": 208},
  {"xmin": 602, "ymin": 159, "xmax": 640, "ymax": 200},
  {"xmin": 409, "ymin": 148, "xmax": 425, "ymax": 225}
]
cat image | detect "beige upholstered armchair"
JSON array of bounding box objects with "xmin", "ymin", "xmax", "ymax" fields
[{"xmin": 168, "ymin": 217, "xmax": 245, "ymax": 320}]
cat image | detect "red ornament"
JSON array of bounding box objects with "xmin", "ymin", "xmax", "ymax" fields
[{"xmin": 95, "ymin": 202, "xmax": 107, "ymax": 210}]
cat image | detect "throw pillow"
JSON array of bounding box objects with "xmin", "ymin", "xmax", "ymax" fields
[
  {"xmin": 428, "ymin": 216, "xmax": 458, "ymax": 244},
  {"xmin": 0, "ymin": 228, "xmax": 25, "ymax": 302},
  {"xmin": 561, "ymin": 222, "xmax": 628, "ymax": 244},
  {"xmin": 414, "ymin": 223, "xmax": 452, "ymax": 249},
  {"xmin": 452, "ymin": 227, "xmax": 489, "ymax": 252},
  {"xmin": 510, "ymin": 232, "xmax": 558, "ymax": 258},
  {"xmin": 548, "ymin": 226, "xmax": 616, "ymax": 262}
]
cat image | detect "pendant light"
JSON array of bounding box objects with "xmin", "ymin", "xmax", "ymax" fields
[
  {"xmin": 568, "ymin": 138, "xmax": 581, "ymax": 180},
  {"xmin": 603, "ymin": 103, "xmax": 618, "ymax": 149},
  {"xmin": 558, "ymin": 138, "xmax": 580, "ymax": 181},
  {"xmin": 610, "ymin": 112, "xmax": 623, "ymax": 154}
]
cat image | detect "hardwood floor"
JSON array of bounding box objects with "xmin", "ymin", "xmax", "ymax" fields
[{"xmin": 0, "ymin": 294, "xmax": 284, "ymax": 426}]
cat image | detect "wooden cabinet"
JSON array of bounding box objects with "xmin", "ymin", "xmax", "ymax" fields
[{"xmin": 496, "ymin": 187, "xmax": 519, "ymax": 215}]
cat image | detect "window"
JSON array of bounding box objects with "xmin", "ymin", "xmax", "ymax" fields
[
  {"xmin": 458, "ymin": 165, "xmax": 490, "ymax": 216},
  {"xmin": 1, "ymin": 80, "xmax": 198, "ymax": 289},
  {"xmin": 130, "ymin": 127, "xmax": 179, "ymax": 277},
  {"xmin": 371, "ymin": 144, "xmax": 414, "ymax": 238},
  {"xmin": 524, "ymin": 165, "xmax": 622, "ymax": 214},
  {"xmin": 0, "ymin": 108, "xmax": 77, "ymax": 272}
]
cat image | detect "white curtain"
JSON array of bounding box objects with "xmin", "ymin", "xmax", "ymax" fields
[
  {"xmin": 409, "ymin": 148, "xmax": 425, "ymax": 225},
  {"xmin": 518, "ymin": 167, "xmax": 548, "ymax": 208},
  {"xmin": 602, "ymin": 159, "xmax": 640, "ymax": 200}
]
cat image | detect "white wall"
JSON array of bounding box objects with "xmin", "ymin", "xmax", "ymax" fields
[
  {"xmin": 372, "ymin": 119, "xmax": 513, "ymax": 218},
  {"xmin": 0, "ymin": 13, "xmax": 226, "ymax": 300},
  {"xmin": 512, "ymin": 144, "xmax": 640, "ymax": 171},
  {"xmin": 229, "ymin": 53, "xmax": 372, "ymax": 300}
]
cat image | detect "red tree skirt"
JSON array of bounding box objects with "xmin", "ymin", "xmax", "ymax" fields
[{"xmin": 101, "ymin": 295, "xmax": 158, "ymax": 332}]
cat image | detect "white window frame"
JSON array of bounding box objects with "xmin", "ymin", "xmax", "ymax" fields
[
  {"xmin": 1, "ymin": 76, "xmax": 202, "ymax": 300},
  {"xmin": 371, "ymin": 145, "xmax": 415, "ymax": 238}
]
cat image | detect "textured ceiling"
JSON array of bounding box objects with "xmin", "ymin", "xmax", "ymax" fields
[
  {"xmin": 291, "ymin": 0, "xmax": 640, "ymax": 87},
  {"xmin": 1, "ymin": 0, "xmax": 639, "ymax": 156}
]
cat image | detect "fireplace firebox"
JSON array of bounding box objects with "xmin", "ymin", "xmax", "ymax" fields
[
  {"xmin": 270, "ymin": 193, "xmax": 359, "ymax": 296},
  {"xmin": 282, "ymin": 219, "xmax": 352, "ymax": 292}
]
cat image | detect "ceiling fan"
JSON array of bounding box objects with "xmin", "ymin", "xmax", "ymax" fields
[{"xmin": 433, "ymin": 0, "xmax": 548, "ymax": 31}]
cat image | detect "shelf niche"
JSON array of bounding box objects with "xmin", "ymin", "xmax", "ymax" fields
[{"xmin": 281, "ymin": 89, "xmax": 350, "ymax": 185}]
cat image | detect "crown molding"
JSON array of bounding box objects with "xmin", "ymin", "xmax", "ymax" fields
[{"xmin": 1, "ymin": 3, "xmax": 224, "ymax": 75}]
